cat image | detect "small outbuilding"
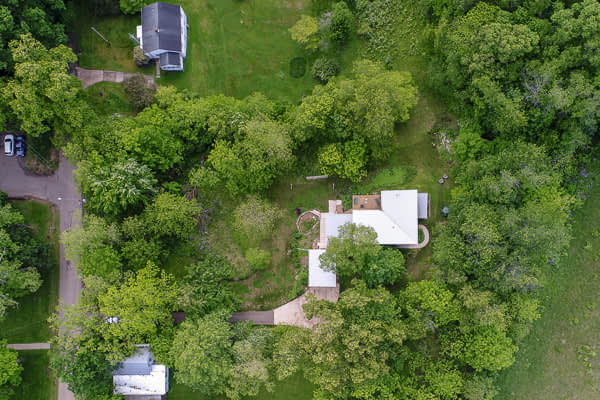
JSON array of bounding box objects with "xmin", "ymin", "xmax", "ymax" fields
[{"xmin": 112, "ymin": 344, "xmax": 169, "ymax": 399}]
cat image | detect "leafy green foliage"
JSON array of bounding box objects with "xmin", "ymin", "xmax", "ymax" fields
[
  {"xmin": 320, "ymin": 223, "xmax": 406, "ymax": 286},
  {"xmin": 328, "ymin": 2, "xmax": 354, "ymax": 45},
  {"xmin": 0, "ymin": 1, "xmax": 67, "ymax": 73},
  {"xmin": 311, "ymin": 56, "xmax": 340, "ymax": 83},
  {"xmin": 233, "ymin": 196, "xmax": 282, "ymax": 244},
  {"xmin": 121, "ymin": 75, "xmax": 156, "ymax": 111},
  {"xmin": 0, "ymin": 202, "xmax": 42, "ymax": 319},
  {"xmin": 203, "ymin": 119, "xmax": 295, "ymax": 196},
  {"xmin": 62, "ymin": 215, "xmax": 122, "ymax": 281},
  {"xmin": 1, "ymin": 34, "xmax": 86, "ymax": 137},
  {"xmin": 245, "ymin": 248, "xmax": 272, "ymax": 272},
  {"xmin": 318, "ymin": 139, "xmax": 367, "ymax": 181},
  {"xmin": 170, "ymin": 313, "xmax": 233, "ymax": 395},
  {"xmin": 0, "ymin": 341, "xmax": 22, "ymax": 400},
  {"xmin": 292, "ymin": 60, "xmax": 417, "ymax": 161},
  {"xmin": 179, "ymin": 253, "xmax": 240, "ymax": 318},
  {"xmin": 77, "ymin": 158, "xmax": 157, "ymax": 217},
  {"xmin": 296, "ymin": 281, "xmax": 406, "ymax": 399},
  {"xmin": 119, "ymin": 0, "xmax": 151, "ymax": 14},
  {"xmin": 98, "ymin": 264, "xmax": 179, "ymax": 360},
  {"xmin": 289, "ymin": 15, "xmax": 320, "ymax": 51}
]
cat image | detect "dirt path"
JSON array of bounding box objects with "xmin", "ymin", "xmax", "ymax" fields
[
  {"xmin": 0, "ymin": 151, "xmax": 81, "ymax": 400},
  {"xmin": 74, "ymin": 67, "xmax": 154, "ymax": 88}
]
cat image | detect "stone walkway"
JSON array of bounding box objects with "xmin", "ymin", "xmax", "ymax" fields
[
  {"xmin": 7, "ymin": 343, "xmax": 51, "ymax": 350},
  {"xmin": 74, "ymin": 67, "xmax": 154, "ymax": 89},
  {"xmin": 230, "ymin": 286, "xmax": 340, "ymax": 329}
]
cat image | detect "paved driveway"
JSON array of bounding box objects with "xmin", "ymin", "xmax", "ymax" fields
[{"xmin": 0, "ymin": 151, "xmax": 81, "ymax": 400}]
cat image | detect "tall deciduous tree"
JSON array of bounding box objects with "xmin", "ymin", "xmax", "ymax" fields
[
  {"xmin": 292, "ymin": 60, "xmax": 417, "ymax": 161},
  {"xmin": 0, "ymin": 340, "xmax": 23, "ymax": 400},
  {"xmin": 98, "ymin": 263, "xmax": 179, "ymax": 358},
  {"xmin": 62, "ymin": 215, "xmax": 122, "ymax": 281},
  {"xmin": 320, "ymin": 223, "xmax": 406, "ymax": 287},
  {"xmin": 170, "ymin": 313, "xmax": 233, "ymax": 396},
  {"xmin": 1, "ymin": 34, "xmax": 85, "ymax": 137},
  {"xmin": 77, "ymin": 158, "xmax": 157, "ymax": 217}
]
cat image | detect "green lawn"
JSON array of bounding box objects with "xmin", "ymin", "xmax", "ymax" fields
[
  {"xmin": 73, "ymin": 2, "xmax": 151, "ymax": 74},
  {"xmin": 83, "ymin": 82, "xmax": 134, "ymax": 116},
  {"xmin": 11, "ymin": 350, "xmax": 57, "ymax": 400},
  {"xmin": 495, "ymin": 181, "xmax": 600, "ymax": 400},
  {"xmin": 0, "ymin": 200, "xmax": 60, "ymax": 343},
  {"xmin": 168, "ymin": 373, "xmax": 314, "ymax": 400},
  {"xmin": 73, "ymin": 0, "xmax": 316, "ymax": 102}
]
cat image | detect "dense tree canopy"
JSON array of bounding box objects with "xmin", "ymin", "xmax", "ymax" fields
[
  {"xmin": 0, "ymin": 200, "xmax": 42, "ymax": 319},
  {"xmin": 0, "ymin": 34, "xmax": 85, "ymax": 137},
  {"xmin": 0, "ymin": 0, "xmax": 67, "ymax": 73},
  {"xmin": 320, "ymin": 223, "xmax": 406, "ymax": 287},
  {"xmin": 292, "ymin": 60, "xmax": 417, "ymax": 169},
  {"xmin": 0, "ymin": 341, "xmax": 22, "ymax": 400}
]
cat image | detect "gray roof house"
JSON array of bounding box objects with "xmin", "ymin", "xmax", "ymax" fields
[
  {"xmin": 136, "ymin": 2, "xmax": 188, "ymax": 71},
  {"xmin": 112, "ymin": 345, "xmax": 169, "ymax": 399}
]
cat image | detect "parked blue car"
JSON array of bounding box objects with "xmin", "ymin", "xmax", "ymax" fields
[{"xmin": 14, "ymin": 135, "xmax": 25, "ymax": 157}]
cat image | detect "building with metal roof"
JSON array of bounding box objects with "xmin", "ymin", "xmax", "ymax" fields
[
  {"xmin": 112, "ymin": 345, "xmax": 169, "ymax": 398},
  {"xmin": 136, "ymin": 2, "xmax": 187, "ymax": 71}
]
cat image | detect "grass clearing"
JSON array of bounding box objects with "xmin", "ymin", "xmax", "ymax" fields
[
  {"xmin": 495, "ymin": 181, "xmax": 600, "ymax": 400},
  {"xmin": 11, "ymin": 350, "xmax": 57, "ymax": 400},
  {"xmin": 168, "ymin": 372, "xmax": 314, "ymax": 400},
  {"xmin": 83, "ymin": 82, "xmax": 134, "ymax": 116},
  {"xmin": 0, "ymin": 200, "xmax": 60, "ymax": 343},
  {"xmin": 73, "ymin": 0, "xmax": 316, "ymax": 101}
]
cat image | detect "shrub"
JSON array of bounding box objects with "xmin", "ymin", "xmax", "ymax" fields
[
  {"xmin": 290, "ymin": 57, "xmax": 307, "ymax": 78},
  {"xmin": 245, "ymin": 248, "xmax": 272, "ymax": 272},
  {"xmin": 289, "ymin": 15, "xmax": 320, "ymax": 51},
  {"xmin": 329, "ymin": 2, "xmax": 354, "ymax": 45},
  {"xmin": 121, "ymin": 75, "xmax": 156, "ymax": 111},
  {"xmin": 233, "ymin": 196, "xmax": 282, "ymax": 244},
  {"xmin": 311, "ymin": 57, "xmax": 340, "ymax": 83}
]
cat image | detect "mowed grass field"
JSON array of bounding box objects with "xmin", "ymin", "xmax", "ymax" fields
[
  {"xmin": 168, "ymin": 373, "xmax": 315, "ymax": 400},
  {"xmin": 73, "ymin": 0, "xmax": 315, "ymax": 102},
  {"xmin": 0, "ymin": 200, "xmax": 60, "ymax": 343},
  {"xmin": 496, "ymin": 180, "xmax": 600, "ymax": 400},
  {"xmin": 10, "ymin": 350, "xmax": 57, "ymax": 400}
]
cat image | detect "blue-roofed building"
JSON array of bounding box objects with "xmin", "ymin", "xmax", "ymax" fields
[{"xmin": 136, "ymin": 2, "xmax": 188, "ymax": 71}]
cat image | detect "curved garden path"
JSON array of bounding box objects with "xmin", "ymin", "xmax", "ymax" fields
[
  {"xmin": 396, "ymin": 224, "xmax": 430, "ymax": 249},
  {"xmin": 0, "ymin": 151, "xmax": 81, "ymax": 400}
]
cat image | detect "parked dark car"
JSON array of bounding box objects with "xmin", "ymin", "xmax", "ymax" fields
[{"xmin": 14, "ymin": 135, "xmax": 25, "ymax": 157}]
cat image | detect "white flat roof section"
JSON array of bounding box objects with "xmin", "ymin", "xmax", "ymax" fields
[
  {"xmin": 324, "ymin": 213, "xmax": 353, "ymax": 239},
  {"xmin": 351, "ymin": 190, "xmax": 418, "ymax": 245},
  {"xmin": 308, "ymin": 249, "xmax": 337, "ymax": 288},
  {"xmin": 113, "ymin": 364, "xmax": 168, "ymax": 396}
]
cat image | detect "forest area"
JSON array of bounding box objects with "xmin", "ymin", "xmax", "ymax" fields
[{"xmin": 0, "ymin": 0, "xmax": 599, "ymax": 400}]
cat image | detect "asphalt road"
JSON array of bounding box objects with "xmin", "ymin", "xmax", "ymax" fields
[{"xmin": 0, "ymin": 150, "xmax": 81, "ymax": 400}]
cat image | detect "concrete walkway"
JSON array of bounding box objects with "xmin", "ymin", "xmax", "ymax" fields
[
  {"xmin": 0, "ymin": 150, "xmax": 81, "ymax": 400},
  {"xmin": 396, "ymin": 224, "xmax": 430, "ymax": 249},
  {"xmin": 231, "ymin": 286, "xmax": 340, "ymax": 329},
  {"xmin": 74, "ymin": 67, "xmax": 154, "ymax": 89},
  {"xmin": 7, "ymin": 343, "xmax": 51, "ymax": 350}
]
